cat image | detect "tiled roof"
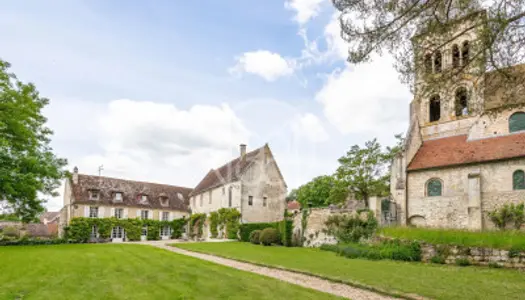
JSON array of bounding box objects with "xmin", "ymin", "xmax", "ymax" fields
[
  {"xmin": 407, "ymin": 133, "xmax": 525, "ymax": 171},
  {"xmin": 191, "ymin": 146, "xmax": 265, "ymax": 196},
  {"xmin": 287, "ymin": 201, "xmax": 301, "ymax": 210},
  {"xmin": 71, "ymin": 174, "xmax": 192, "ymax": 211}
]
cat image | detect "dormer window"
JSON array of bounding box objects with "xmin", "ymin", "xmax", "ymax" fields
[
  {"xmin": 160, "ymin": 196, "xmax": 169, "ymax": 207},
  {"xmin": 138, "ymin": 194, "xmax": 148, "ymax": 204},
  {"xmin": 114, "ymin": 192, "xmax": 123, "ymax": 202},
  {"xmin": 89, "ymin": 190, "xmax": 100, "ymax": 201}
]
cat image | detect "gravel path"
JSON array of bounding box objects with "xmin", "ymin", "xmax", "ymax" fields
[{"xmin": 140, "ymin": 240, "xmax": 397, "ymax": 300}]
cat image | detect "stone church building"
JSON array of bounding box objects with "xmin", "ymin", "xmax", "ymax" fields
[{"xmin": 391, "ymin": 10, "xmax": 525, "ymax": 229}]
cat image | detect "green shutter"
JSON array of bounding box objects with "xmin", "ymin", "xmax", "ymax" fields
[
  {"xmin": 509, "ymin": 112, "xmax": 525, "ymax": 133},
  {"xmin": 427, "ymin": 180, "xmax": 442, "ymax": 197},
  {"xmin": 513, "ymin": 170, "xmax": 525, "ymax": 190}
]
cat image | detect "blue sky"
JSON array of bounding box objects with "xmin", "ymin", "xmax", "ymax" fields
[{"xmin": 1, "ymin": 0, "xmax": 411, "ymax": 211}]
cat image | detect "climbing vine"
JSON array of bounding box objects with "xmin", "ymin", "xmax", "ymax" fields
[
  {"xmin": 301, "ymin": 208, "xmax": 310, "ymax": 244},
  {"xmin": 189, "ymin": 213, "xmax": 207, "ymax": 239},
  {"xmin": 207, "ymin": 208, "xmax": 241, "ymax": 239},
  {"xmin": 66, "ymin": 217, "xmax": 187, "ymax": 243}
]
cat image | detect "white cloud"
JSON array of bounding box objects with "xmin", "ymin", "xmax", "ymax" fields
[
  {"xmin": 285, "ymin": 0, "xmax": 326, "ymax": 25},
  {"xmin": 291, "ymin": 113, "xmax": 329, "ymax": 143},
  {"xmin": 316, "ymin": 55, "xmax": 411, "ymax": 139},
  {"xmin": 44, "ymin": 99, "xmax": 251, "ymax": 211},
  {"xmin": 229, "ymin": 50, "xmax": 295, "ymax": 81},
  {"xmin": 324, "ymin": 13, "xmax": 348, "ymax": 60}
]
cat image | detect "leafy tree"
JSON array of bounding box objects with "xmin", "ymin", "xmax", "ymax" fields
[
  {"xmin": 296, "ymin": 175, "xmax": 347, "ymax": 208},
  {"xmin": 286, "ymin": 188, "xmax": 298, "ymax": 202},
  {"xmin": 0, "ymin": 59, "xmax": 67, "ymax": 222},
  {"xmin": 331, "ymin": 0, "xmax": 525, "ymax": 96},
  {"xmin": 335, "ymin": 139, "xmax": 390, "ymax": 207}
]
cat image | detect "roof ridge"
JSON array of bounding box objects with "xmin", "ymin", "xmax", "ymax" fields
[{"xmin": 77, "ymin": 173, "xmax": 193, "ymax": 190}]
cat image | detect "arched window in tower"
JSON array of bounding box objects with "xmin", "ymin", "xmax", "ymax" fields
[
  {"xmin": 424, "ymin": 54, "xmax": 432, "ymax": 74},
  {"xmin": 452, "ymin": 44, "xmax": 460, "ymax": 68},
  {"xmin": 509, "ymin": 112, "xmax": 525, "ymax": 133},
  {"xmin": 462, "ymin": 41, "xmax": 470, "ymax": 66},
  {"xmin": 513, "ymin": 170, "xmax": 525, "ymax": 190},
  {"xmin": 434, "ymin": 51, "xmax": 442, "ymax": 73},
  {"xmin": 429, "ymin": 95, "xmax": 441, "ymax": 122},
  {"xmin": 455, "ymin": 87, "xmax": 468, "ymax": 116}
]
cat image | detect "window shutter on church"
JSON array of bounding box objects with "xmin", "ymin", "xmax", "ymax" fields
[
  {"xmin": 123, "ymin": 208, "xmax": 128, "ymax": 219},
  {"xmin": 84, "ymin": 206, "xmax": 89, "ymax": 217},
  {"xmin": 98, "ymin": 207, "xmax": 105, "ymax": 218},
  {"xmin": 110, "ymin": 208, "xmax": 115, "ymax": 218}
]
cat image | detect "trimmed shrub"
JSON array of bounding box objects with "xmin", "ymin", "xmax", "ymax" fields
[
  {"xmin": 239, "ymin": 222, "xmax": 279, "ymax": 242},
  {"xmin": 0, "ymin": 237, "xmax": 68, "ymax": 246},
  {"xmin": 249, "ymin": 230, "xmax": 261, "ymax": 244},
  {"xmin": 259, "ymin": 228, "xmax": 280, "ymax": 246},
  {"xmin": 278, "ymin": 219, "xmax": 293, "ymax": 247}
]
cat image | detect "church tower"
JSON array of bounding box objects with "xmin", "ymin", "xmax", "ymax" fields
[{"xmin": 410, "ymin": 8, "xmax": 487, "ymax": 140}]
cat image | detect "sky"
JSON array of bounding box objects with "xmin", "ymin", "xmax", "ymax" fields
[{"xmin": 1, "ymin": 0, "xmax": 411, "ymax": 211}]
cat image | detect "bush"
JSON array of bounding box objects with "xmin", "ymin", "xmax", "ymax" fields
[
  {"xmin": 324, "ymin": 211, "xmax": 378, "ymax": 243},
  {"xmin": 239, "ymin": 222, "xmax": 279, "ymax": 242},
  {"xmin": 319, "ymin": 239, "xmax": 421, "ymax": 262},
  {"xmin": 455, "ymin": 258, "xmax": 471, "ymax": 266},
  {"xmin": 259, "ymin": 228, "xmax": 280, "ymax": 246},
  {"xmin": 430, "ymin": 256, "xmax": 446, "ymax": 264},
  {"xmin": 1, "ymin": 226, "xmax": 20, "ymax": 238},
  {"xmin": 278, "ymin": 219, "xmax": 293, "ymax": 247},
  {"xmin": 488, "ymin": 203, "xmax": 525, "ymax": 230},
  {"xmin": 249, "ymin": 230, "xmax": 261, "ymax": 244}
]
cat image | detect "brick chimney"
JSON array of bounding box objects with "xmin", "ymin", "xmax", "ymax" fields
[
  {"xmin": 240, "ymin": 144, "xmax": 247, "ymax": 159},
  {"xmin": 72, "ymin": 166, "xmax": 79, "ymax": 184}
]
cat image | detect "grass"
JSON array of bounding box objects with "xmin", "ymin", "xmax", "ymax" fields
[
  {"xmin": 174, "ymin": 242, "xmax": 525, "ymax": 300},
  {"xmin": 0, "ymin": 244, "xmax": 342, "ymax": 300},
  {"xmin": 379, "ymin": 227, "xmax": 525, "ymax": 251}
]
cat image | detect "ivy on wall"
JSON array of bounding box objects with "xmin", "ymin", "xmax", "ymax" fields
[
  {"xmin": 65, "ymin": 217, "xmax": 187, "ymax": 243},
  {"xmin": 207, "ymin": 208, "xmax": 241, "ymax": 239},
  {"xmin": 189, "ymin": 213, "xmax": 206, "ymax": 239}
]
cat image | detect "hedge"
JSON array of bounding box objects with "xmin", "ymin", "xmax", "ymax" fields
[
  {"xmin": 0, "ymin": 237, "xmax": 69, "ymax": 246},
  {"xmin": 239, "ymin": 222, "xmax": 279, "ymax": 242},
  {"xmin": 239, "ymin": 219, "xmax": 293, "ymax": 246}
]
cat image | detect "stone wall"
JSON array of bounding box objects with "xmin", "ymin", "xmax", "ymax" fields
[
  {"xmin": 421, "ymin": 243, "xmax": 525, "ymax": 269},
  {"xmin": 406, "ymin": 158, "xmax": 525, "ymax": 229}
]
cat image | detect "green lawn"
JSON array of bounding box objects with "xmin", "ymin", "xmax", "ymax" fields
[
  {"xmin": 175, "ymin": 242, "xmax": 525, "ymax": 300},
  {"xmin": 0, "ymin": 244, "xmax": 341, "ymax": 300},
  {"xmin": 379, "ymin": 227, "xmax": 525, "ymax": 251}
]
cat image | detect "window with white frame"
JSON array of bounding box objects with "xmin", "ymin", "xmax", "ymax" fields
[
  {"xmin": 161, "ymin": 226, "xmax": 171, "ymax": 236},
  {"xmin": 111, "ymin": 226, "xmax": 124, "ymax": 239},
  {"xmin": 114, "ymin": 208, "xmax": 123, "ymax": 219},
  {"xmin": 139, "ymin": 194, "xmax": 148, "ymax": 204},
  {"xmin": 114, "ymin": 192, "xmax": 123, "ymax": 202},
  {"xmin": 89, "ymin": 206, "xmax": 98, "ymax": 218},
  {"xmin": 91, "ymin": 225, "xmax": 98, "ymax": 238},
  {"xmin": 162, "ymin": 211, "xmax": 169, "ymax": 221},
  {"xmin": 141, "ymin": 210, "xmax": 149, "ymax": 220},
  {"xmin": 89, "ymin": 190, "xmax": 100, "ymax": 200},
  {"xmin": 141, "ymin": 226, "xmax": 148, "ymax": 237}
]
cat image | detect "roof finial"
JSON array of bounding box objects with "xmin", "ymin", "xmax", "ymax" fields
[{"xmin": 98, "ymin": 165, "xmax": 104, "ymax": 177}]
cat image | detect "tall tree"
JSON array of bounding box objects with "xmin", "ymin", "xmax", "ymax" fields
[
  {"xmin": 295, "ymin": 175, "xmax": 347, "ymax": 208},
  {"xmin": 332, "ymin": 0, "xmax": 525, "ymax": 96},
  {"xmin": 0, "ymin": 59, "xmax": 67, "ymax": 222},
  {"xmin": 335, "ymin": 139, "xmax": 390, "ymax": 207}
]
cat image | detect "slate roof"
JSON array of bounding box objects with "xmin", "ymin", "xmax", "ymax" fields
[
  {"xmin": 407, "ymin": 133, "xmax": 525, "ymax": 171},
  {"xmin": 191, "ymin": 146, "xmax": 265, "ymax": 196},
  {"xmin": 71, "ymin": 174, "xmax": 192, "ymax": 211}
]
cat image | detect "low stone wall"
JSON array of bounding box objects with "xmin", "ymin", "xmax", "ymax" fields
[{"xmin": 421, "ymin": 243, "xmax": 525, "ymax": 269}]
